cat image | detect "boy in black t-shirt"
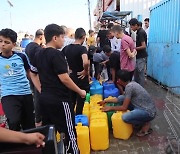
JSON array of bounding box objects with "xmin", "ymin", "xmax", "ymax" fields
[
  {"xmin": 62, "ymin": 28, "xmax": 89, "ymax": 115},
  {"xmin": 103, "ymin": 45, "xmax": 120, "ymax": 83},
  {"xmin": 30, "ymin": 24, "xmax": 86, "ymax": 154}
]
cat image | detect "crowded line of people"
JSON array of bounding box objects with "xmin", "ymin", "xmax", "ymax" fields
[{"xmin": 0, "ymin": 17, "xmax": 155, "ymax": 153}]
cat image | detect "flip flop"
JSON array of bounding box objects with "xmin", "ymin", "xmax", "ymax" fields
[{"xmin": 136, "ymin": 128, "xmax": 153, "ymax": 137}]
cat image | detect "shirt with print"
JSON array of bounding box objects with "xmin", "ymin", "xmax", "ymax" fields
[
  {"xmin": 120, "ymin": 34, "xmax": 136, "ymax": 72},
  {"xmin": 136, "ymin": 28, "xmax": 148, "ymax": 59},
  {"xmin": 0, "ymin": 52, "xmax": 31, "ymax": 97},
  {"xmin": 93, "ymin": 51, "xmax": 109, "ymax": 63},
  {"xmin": 31, "ymin": 47, "xmax": 70, "ymax": 101},
  {"xmin": 124, "ymin": 81, "xmax": 156, "ymax": 117}
]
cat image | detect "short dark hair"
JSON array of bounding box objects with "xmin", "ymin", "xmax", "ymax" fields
[
  {"xmin": 35, "ymin": 29, "xmax": 44, "ymax": 37},
  {"xmin": 0, "ymin": 28, "xmax": 17, "ymax": 43},
  {"xmin": 88, "ymin": 45, "xmax": 96, "ymax": 52},
  {"xmin": 103, "ymin": 45, "xmax": 111, "ymax": 53},
  {"xmin": 101, "ymin": 25, "xmax": 106, "ymax": 29},
  {"xmin": 117, "ymin": 70, "xmax": 131, "ymax": 82},
  {"xmin": 144, "ymin": 18, "xmax": 149, "ymax": 22},
  {"xmin": 107, "ymin": 23, "xmax": 114, "ymax": 29},
  {"xmin": 75, "ymin": 28, "xmax": 86, "ymax": 40},
  {"xmin": 112, "ymin": 25, "xmax": 123, "ymax": 33},
  {"xmin": 129, "ymin": 18, "xmax": 139, "ymax": 26},
  {"xmin": 44, "ymin": 24, "xmax": 65, "ymax": 43},
  {"xmin": 88, "ymin": 30, "xmax": 94, "ymax": 35},
  {"xmin": 96, "ymin": 47, "xmax": 102, "ymax": 53}
]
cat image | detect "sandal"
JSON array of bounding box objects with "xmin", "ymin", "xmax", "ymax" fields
[{"xmin": 136, "ymin": 128, "xmax": 153, "ymax": 137}]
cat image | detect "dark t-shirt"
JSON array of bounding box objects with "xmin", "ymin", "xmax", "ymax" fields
[
  {"xmin": 63, "ymin": 44, "xmax": 89, "ymax": 87},
  {"xmin": 136, "ymin": 28, "xmax": 148, "ymax": 59},
  {"xmin": 97, "ymin": 30, "xmax": 111, "ymax": 48},
  {"xmin": 63, "ymin": 44, "xmax": 88, "ymax": 73},
  {"xmin": 31, "ymin": 47, "xmax": 69, "ymax": 101},
  {"xmin": 25, "ymin": 42, "xmax": 42, "ymax": 64},
  {"xmin": 109, "ymin": 51, "xmax": 120, "ymax": 71}
]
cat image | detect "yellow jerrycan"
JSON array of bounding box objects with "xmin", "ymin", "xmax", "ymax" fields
[
  {"xmin": 111, "ymin": 111, "xmax": 133, "ymax": 140},
  {"xmin": 90, "ymin": 112, "xmax": 108, "ymax": 124},
  {"xmin": 76, "ymin": 123, "xmax": 90, "ymax": 154},
  {"xmin": 83, "ymin": 102, "xmax": 90, "ymax": 121},
  {"xmin": 90, "ymin": 119, "xmax": 109, "ymax": 150}
]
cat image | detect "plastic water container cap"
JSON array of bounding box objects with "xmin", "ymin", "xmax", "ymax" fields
[
  {"xmin": 77, "ymin": 123, "xmax": 83, "ymax": 126},
  {"xmin": 85, "ymin": 93, "xmax": 90, "ymax": 102}
]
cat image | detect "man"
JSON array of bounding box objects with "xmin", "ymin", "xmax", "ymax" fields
[
  {"xmin": 98, "ymin": 70, "xmax": 156, "ymax": 137},
  {"xmin": 144, "ymin": 18, "xmax": 149, "ymax": 41},
  {"xmin": 112, "ymin": 25, "xmax": 137, "ymax": 80},
  {"xmin": 97, "ymin": 25, "xmax": 110, "ymax": 49},
  {"xmin": 107, "ymin": 29, "xmax": 121, "ymax": 53},
  {"xmin": 30, "ymin": 24, "xmax": 86, "ymax": 153},
  {"xmin": 25, "ymin": 29, "xmax": 45, "ymax": 127},
  {"xmin": 0, "ymin": 28, "xmax": 35, "ymax": 131},
  {"xmin": 129, "ymin": 18, "xmax": 147, "ymax": 87},
  {"xmin": 103, "ymin": 45, "xmax": 120, "ymax": 83},
  {"xmin": 63, "ymin": 28, "xmax": 89, "ymax": 115}
]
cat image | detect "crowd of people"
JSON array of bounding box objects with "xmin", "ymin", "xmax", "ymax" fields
[{"xmin": 0, "ymin": 17, "xmax": 156, "ymax": 153}]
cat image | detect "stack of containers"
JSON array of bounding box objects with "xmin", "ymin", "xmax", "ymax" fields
[{"xmin": 89, "ymin": 80, "xmax": 109, "ymax": 151}]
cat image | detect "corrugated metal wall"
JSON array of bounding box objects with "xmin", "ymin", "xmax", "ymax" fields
[
  {"xmin": 147, "ymin": 0, "xmax": 180, "ymax": 94},
  {"xmin": 149, "ymin": 0, "xmax": 180, "ymax": 43},
  {"xmin": 120, "ymin": 0, "xmax": 161, "ymax": 20}
]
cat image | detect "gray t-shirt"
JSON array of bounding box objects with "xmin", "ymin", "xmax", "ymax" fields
[
  {"xmin": 125, "ymin": 81, "xmax": 156, "ymax": 117},
  {"xmin": 93, "ymin": 51, "xmax": 108, "ymax": 63}
]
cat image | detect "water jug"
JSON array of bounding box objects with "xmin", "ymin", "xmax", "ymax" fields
[
  {"xmin": 90, "ymin": 119, "xmax": 109, "ymax": 150},
  {"xmin": 111, "ymin": 111, "xmax": 133, "ymax": 140},
  {"xmin": 75, "ymin": 115, "xmax": 89, "ymax": 126},
  {"xmin": 76, "ymin": 123, "xmax": 90, "ymax": 154},
  {"xmin": 104, "ymin": 88, "xmax": 119, "ymax": 99}
]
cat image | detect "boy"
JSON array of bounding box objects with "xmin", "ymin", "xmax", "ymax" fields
[
  {"xmin": 112, "ymin": 25, "xmax": 137, "ymax": 80},
  {"xmin": 25, "ymin": 29, "xmax": 45, "ymax": 127},
  {"xmin": 62, "ymin": 28, "xmax": 89, "ymax": 115},
  {"xmin": 129, "ymin": 18, "xmax": 147, "ymax": 87},
  {"xmin": 87, "ymin": 30, "xmax": 96, "ymax": 47},
  {"xmin": 30, "ymin": 24, "xmax": 85, "ymax": 153},
  {"xmin": 0, "ymin": 28, "xmax": 35, "ymax": 131},
  {"xmin": 98, "ymin": 70, "xmax": 156, "ymax": 137},
  {"xmin": 103, "ymin": 45, "xmax": 120, "ymax": 83}
]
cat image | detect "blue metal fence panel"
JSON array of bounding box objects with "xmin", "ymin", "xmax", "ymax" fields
[{"xmin": 147, "ymin": 0, "xmax": 180, "ymax": 94}]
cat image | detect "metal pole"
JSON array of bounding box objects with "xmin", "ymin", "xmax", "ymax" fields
[
  {"xmin": 9, "ymin": 6, "xmax": 12, "ymax": 28},
  {"xmin": 87, "ymin": 0, "xmax": 92, "ymax": 30}
]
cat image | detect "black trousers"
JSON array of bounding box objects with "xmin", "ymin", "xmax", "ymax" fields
[
  {"xmin": 1, "ymin": 94, "xmax": 35, "ymax": 131},
  {"xmin": 70, "ymin": 74, "xmax": 90, "ymax": 115},
  {"xmin": 30, "ymin": 80, "xmax": 42, "ymax": 123},
  {"xmin": 39, "ymin": 93, "xmax": 79, "ymax": 154}
]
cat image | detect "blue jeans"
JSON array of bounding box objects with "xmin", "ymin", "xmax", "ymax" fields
[{"xmin": 117, "ymin": 95, "xmax": 154, "ymax": 125}]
